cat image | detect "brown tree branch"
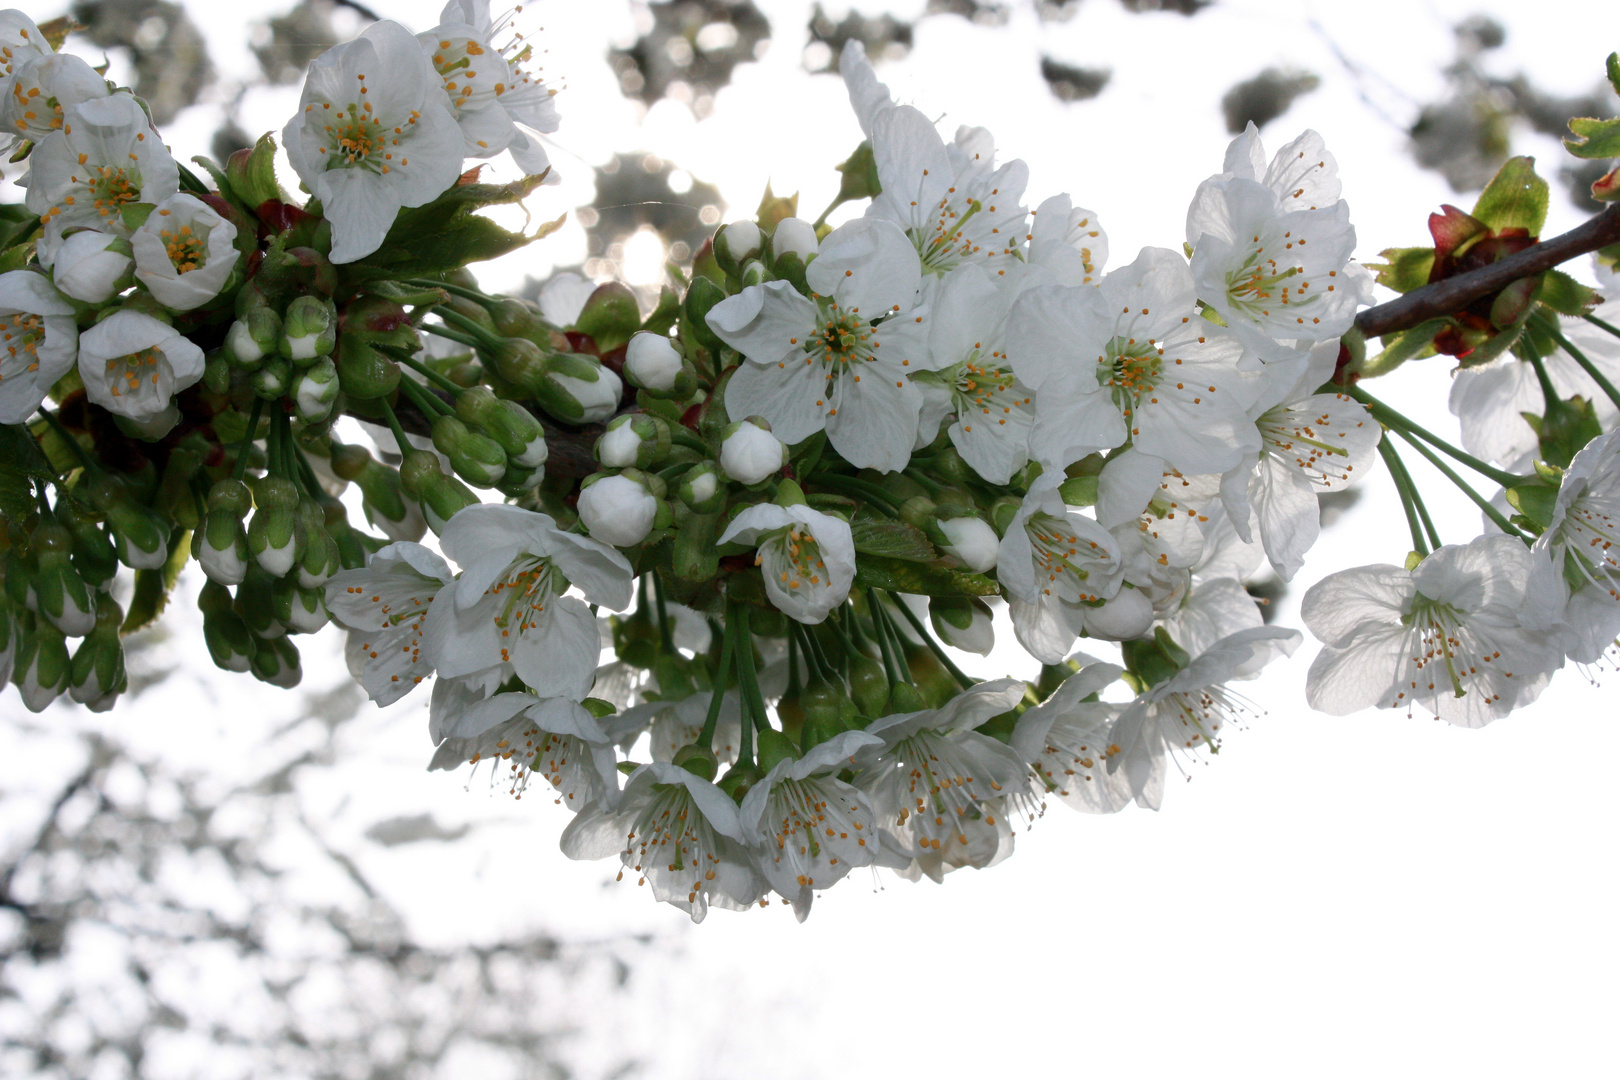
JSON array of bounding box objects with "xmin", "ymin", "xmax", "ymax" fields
[{"xmin": 1354, "ymin": 203, "xmax": 1620, "ymax": 340}]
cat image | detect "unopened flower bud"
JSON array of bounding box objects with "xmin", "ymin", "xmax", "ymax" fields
[
  {"xmin": 1081, "ymin": 588, "xmax": 1155, "ymax": 642},
  {"xmin": 294, "ymin": 497, "xmax": 340, "ymax": 588},
  {"xmin": 330, "ymin": 443, "xmax": 424, "ymax": 542},
  {"xmin": 84, "ymin": 472, "xmax": 168, "ymax": 570},
  {"xmin": 936, "ymin": 513, "xmax": 999, "ymax": 573},
  {"xmin": 672, "ymin": 742, "xmax": 719, "ymax": 782},
  {"xmin": 715, "ymin": 219, "xmax": 761, "ymax": 270},
  {"xmin": 719, "ymin": 416, "xmax": 786, "ymax": 486},
  {"xmin": 275, "ymin": 578, "xmax": 329, "ymax": 635},
  {"xmin": 55, "ymin": 499, "xmax": 118, "ymax": 590},
  {"xmin": 52, "ymin": 230, "xmax": 134, "ymax": 304},
  {"xmin": 596, "ymin": 413, "xmax": 670, "ymax": 470},
  {"xmin": 577, "ymin": 471, "xmax": 661, "ymax": 547},
  {"xmin": 280, "ymin": 295, "xmax": 337, "ymax": 363},
  {"xmin": 226, "ymin": 308, "xmax": 280, "ymax": 370},
  {"xmin": 930, "ymin": 595, "xmax": 994, "ymax": 655},
  {"xmin": 250, "ymin": 632, "xmax": 302, "ymax": 688},
  {"xmin": 623, "ymin": 331, "xmax": 684, "ymax": 392},
  {"xmin": 293, "ymin": 357, "xmax": 340, "ymax": 421},
  {"xmin": 69, "ymin": 596, "xmax": 126, "ymax": 710},
  {"xmin": 250, "ymin": 357, "xmax": 292, "ymax": 399},
  {"xmin": 199, "ymin": 478, "xmax": 253, "ymax": 585},
  {"xmin": 398, "ymin": 450, "xmax": 480, "ymax": 534},
  {"xmin": 455, "ymin": 387, "xmax": 548, "ymax": 468},
  {"xmin": 771, "ymin": 217, "xmax": 819, "ymax": 261},
  {"xmin": 29, "ymin": 520, "xmax": 95, "ymax": 637},
  {"xmin": 739, "ymin": 260, "xmax": 768, "ymax": 289},
  {"xmin": 431, "ymin": 414, "xmax": 508, "ymax": 487},
  {"xmin": 248, "ymin": 475, "xmax": 302, "ymax": 577},
  {"xmin": 199, "ymin": 579, "xmax": 255, "ymax": 672},
  {"xmin": 678, "ymin": 461, "xmax": 725, "ymax": 513},
  {"xmin": 14, "ymin": 614, "xmax": 70, "ymax": 712}
]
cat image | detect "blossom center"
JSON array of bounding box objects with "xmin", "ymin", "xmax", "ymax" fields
[
  {"xmin": 160, "ymin": 223, "xmax": 207, "ymax": 273},
  {"xmin": 102, "ymin": 345, "xmax": 162, "ymax": 397},
  {"xmin": 0, "ymin": 312, "xmax": 45, "ymax": 378},
  {"xmin": 759, "ymin": 525, "xmax": 825, "ymax": 591},
  {"xmin": 808, "ymin": 306, "xmax": 874, "ymax": 369},
  {"xmin": 1097, "ymin": 336, "xmax": 1163, "ymax": 415},
  {"xmin": 949, "ymin": 349, "xmax": 1029, "ymax": 434},
  {"xmin": 1224, "ymin": 236, "xmax": 1318, "ymax": 320},
  {"xmin": 85, "ymin": 165, "xmax": 141, "ymax": 222},
  {"xmin": 1557, "ymin": 486, "xmax": 1620, "ymax": 595},
  {"xmin": 1026, "ymin": 512, "xmax": 1104, "ymax": 602},
  {"xmin": 914, "ymin": 195, "xmax": 984, "ymax": 275}
]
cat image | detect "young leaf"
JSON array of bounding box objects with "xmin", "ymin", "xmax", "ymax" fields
[{"xmin": 1470, "ymin": 157, "xmax": 1549, "ymax": 237}]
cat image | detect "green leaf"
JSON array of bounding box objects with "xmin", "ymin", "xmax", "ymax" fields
[
  {"xmin": 358, "ymin": 279, "xmax": 450, "ymax": 307},
  {"xmin": 850, "ymin": 518, "xmax": 936, "ymax": 562},
  {"xmin": 572, "ymin": 281, "xmax": 641, "ymax": 352},
  {"xmin": 1058, "ymin": 476, "xmax": 1098, "ymax": 508},
  {"xmin": 0, "ymin": 423, "xmax": 56, "ymax": 522},
  {"xmin": 853, "ymin": 553, "xmax": 998, "ymax": 596},
  {"xmin": 641, "ymin": 285, "xmax": 681, "ymax": 337},
  {"xmin": 1565, "ymin": 115, "xmax": 1620, "ymax": 160},
  {"xmin": 0, "ymin": 235, "xmax": 37, "ymax": 273},
  {"xmin": 1470, "ymin": 157, "xmax": 1548, "ymax": 236},
  {"xmin": 1358, "ymin": 318, "xmax": 1446, "ymax": 378},
  {"xmin": 339, "ymin": 172, "xmax": 563, "ymax": 283},
  {"xmin": 121, "ymin": 526, "xmax": 190, "ymax": 635},
  {"xmin": 1537, "ymin": 270, "xmax": 1599, "ymax": 316},
  {"xmin": 1528, "ymin": 394, "xmax": 1601, "ymax": 468},
  {"xmin": 1372, "ymin": 247, "xmax": 1436, "ymax": 294},
  {"xmin": 1505, "ymin": 482, "xmax": 1558, "ymax": 530}
]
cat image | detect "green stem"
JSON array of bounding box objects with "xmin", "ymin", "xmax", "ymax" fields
[
  {"xmin": 885, "ymin": 590, "xmax": 975, "ymax": 690},
  {"xmin": 419, "ymin": 322, "xmax": 484, "ymax": 350},
  {"xmin": 1395, "ymin": 429, "xmax": 1530, "ymax": 543},
  {"xmin": 402, "ymin": 277, "xmax": 492, "ymax": 305},
  {"xmin": 397, "ymin": 375, "xmax": 454, "ymax": 420},
  {"xmin": 432, "ymin": 306, "xmax": 503, "ymax": 350},
  {"xmin": 1378, "ymin": 437, "xmax": 1432, "ymax": 556},
  {"xmin": 867, "ymin": 595, "xmax": 903, "ymax": 687},
  {"xmin": 697, "ymin": 619, "xmax": 737, "ymax": 748},
  {"xmin": 807, "ymin": 472, "xmax": 902, "ymax": 515},
  {"xmin": 732, "ymin": 606, "xmax": 765, "ymax": 760},
  {"xmin": 1583, "ymin": 311, "xmax": 1620, "ymax": 342},
  {"xmin": 902, "ymin": 468, "xmax": 943, "ymax": 496},
  {"xmin": 1548, "ymin": 326, "xmax": 1620, "ymax": 413},
  {"xmin": 35, "ymin": 408, "xmax": 95, "ymax": 474},
  {"xmin": 669, "ymin": 426, "xmax": 709, "ymax": 455},
  {"xmin": 232, "ymin": 397, "xmax": 265, "ymax": 482},
  {"xmin": 398, "ymin": 352, "xmax": 470, "ymax": 397},
  {"xmin": 786, "ymin": 628, "xmax": 801, "ymax": 699},
  {"xmin": 376, "ymin": 397, "xmax": 415, "ymax": 463},
  {"xmin": 1350, "ymin": 385, "xmax": 1522, "ymax": 489},
  {"xmin": 652, "ymin": 573, "xmax": 673, "ymax": 653}
]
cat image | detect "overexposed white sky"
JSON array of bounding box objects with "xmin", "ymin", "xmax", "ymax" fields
[{"xmin": 12, "ymin": 1, "xmax": 1620, "ymax": 1077}]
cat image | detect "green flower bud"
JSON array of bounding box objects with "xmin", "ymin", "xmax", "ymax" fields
[
  {"xmin": 295, "ymin": 497, "xmax": 339, "ymax": 588},
  {"xmin": 330, "ymin": 443, "xmax": 424, "ymax": 542},
  {"xmin": 225, "ymin": 133, "xmax": 288, "ymax": 209},
  {"xmin": 247, "ymin": 475, "xmax": 302, "ymax": 577},
  {"xmin": 673, "ymin": 742, "xmax": 719, "ymax": 782},
  {"xmin": 226, "ymin": 308, "xmax": 281, "ymax": 370},
  {"xmin": 716, "ymin": 760, "xmax": 765, "ymax": 802},
  {"xmin": 455, "ymin": 386, "xmax": 549, "ymax": 468},
  {"xmin": 293, "ymin": 357, "xmax": 341, "ymax": 421},
  {"xmin": 56, "ymin": 499, "xmax": 118, "ymax": 590},
  {"xmin": 847, "ymin": 649, "xmax": 889, "ymax": 719},
  {"xmin": 203, "ymin": 352, "xmax": 231, "ymax": 394},
  {"xmin": 249, "ymin": 356, "xmax": 292, "ymax": 399},
  {"xmin": 200, "ymin": 579, "xmax": 255, "ymax": 672},
  {"xmin": 14, "ymin": 613, "xmax": 70, "ymax": 712},
  {"xmin": 671, "ymin": 506, "xmax": 720, "ymax": 583},
  {"xmin": 431, "ymin": 414, "xmax": 508, "ymax": 487},
  {"xmin": 683, "ymin": 276, "xmax": 727, "ymax": 351},
  {"xmin": 885, "ymin": 679, "xmax": 929, "ymax": 715},
  {"xmin": 334, "ymin": 336, "xmax": 401, "ymax": 400},
  {"xmin": 274, "ymin": 576, "xmax": 329, "ymax": 634},
  {"xmin": 250, "ymin": 632, "xmax": 302, "ymax": 689},
  {"xmin": 69, "ymin": 596, "xmax": 127, "ymax": 711},
  {"xmin": 755, "ymin": 726, "xmax": 797, "ymax": 774},
  {"xmin": 596, "ymin": 413, "xmax": 671, "ymax": 471},
  {"xmin": 533, "ymin": 352, "xmax": 623, "ymax": 425},
  {"xmin": 489, "ymin": 297, "xmax": 545, "ymax": 339},
  {"xmin": 398, "ymin": 450, "xmax": 480, "ymax": 534},
  {"xmin": 280, "ymin": 295, "xmax": 338, "ymax": 363},
  {"xmin": 83, "ymin": 473, "xmax": 168, "ymax": 570},
  {"xmin": 799, "ymin": 676, "xmax": 851, "ymax": 752},
  {"xmin": 739, "ymin": 259, "xmax": 768, "ymax": 289},
  {"xmin": 677, "ymin": 461, "xmax": 725, "ymax": 514},
  {"xmin": 490, "ymin": 336, "xmax": 547, "ymax": 392},
  {"xmin": 234, "ymin": 567, "xmax": 283, "ymax": 639},
  {"xmin": 31, "ymin": 519, "xmax": 95, "ymax": 636}
]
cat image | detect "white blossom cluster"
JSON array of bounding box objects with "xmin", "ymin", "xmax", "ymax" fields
[{"xmin": 7, "ymin": 3, "xmax": 1620, "ymax": 926}]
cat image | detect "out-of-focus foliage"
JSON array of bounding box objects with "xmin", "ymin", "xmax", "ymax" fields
[
  {"xmin": 0, "ymin": 626, "xmax": 643, "ymax": 1080},
  {"xmin": 70, "ymin": 1, "xmax": 212, "ymax": 125},
  {"xmin": 804, "ymin": 3, "xmax": 913, "ymax": 73},
  {"xmin": 1040, "ymin": 57, "xmax": 1111, "ymax": 102},
  {"xmin": 608, "ymin": 0, "xmax": 771, "ymax": 116},
  {"xmin": 1222, "ymin": 67, "xmax": 1322, "ymax": 133},
  {"xmin": 580, "ymin": 153, "xmax": 725, "ymax": 271},
  {"xmin": 1408, "ymin": 14, "xmax": 1615, "ymax": 206},
  {"xmin": 251, "ymin": 0, "xmax": 343, "ymax": 85}
]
